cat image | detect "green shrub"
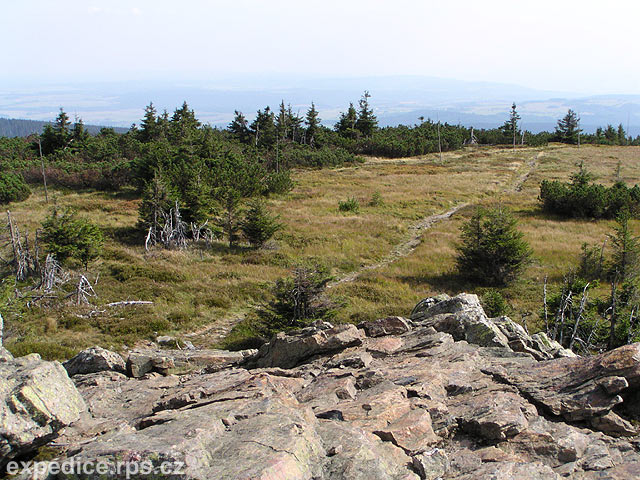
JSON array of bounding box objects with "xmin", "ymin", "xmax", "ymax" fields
[
  {"xmin": 369, "ymin": 191, "xmax": 384, "ymax": 206},
  {"xmin": 481, "ymin": 289, "xmax": 510, "ymax": 317},
  {"xmin": 241, "ymin": 199, "xmax": 283, "ymax": 248},
  {"xmin": 5, "ymin": 339, "xmax": 77, "ymax": 361},
  {"xmin": 265, "ymin": 264, "xmax": 338, "ymax": 326},
  {"xmin": 41, "ymin": 208, "xmax": 104, "ymax": 268},
  {"xmin": 456, "ymin": 206, "xmax": 532, "ymax": 286},
  {"xmin": 0, "ymin": 171, "xmax": 30, "ymax": 204},
  {"xmin": 338, "ymin": 197, "xmax": 360, "ymax": 213},
  {"xmin": 539, "ymin": 165, "xmax": 640, "ymax": 219},
  {"xmin": 265, "ymin": 170, "xmax": 294, "ymax": 195}
]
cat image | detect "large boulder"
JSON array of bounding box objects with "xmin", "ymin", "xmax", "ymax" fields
[
  {"xmin": 63, "ymin": 346, "xmax": 126, "ymax": 376},
  {"xmin": 411, "ymin": 294, "xmax": 510, "ymax": 349},
  {"xmin": 411, "ymin": 294, "xmax": 576, "ymax": 359},
  {"xmin": 0, "ymin": 354, "xmax": 86, "ymax": 464},
  {"xmin": 251, "ymin": 324, "xmax": 365, "ymax": 369}
]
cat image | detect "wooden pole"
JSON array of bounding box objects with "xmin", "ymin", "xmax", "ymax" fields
[
  {"xmin": 437, "ymin": 115, "xmax": 443, "ymax": 162},
  {"xmin": 37, "ymin": 138, "xmax": 48, "ymax": 203}
]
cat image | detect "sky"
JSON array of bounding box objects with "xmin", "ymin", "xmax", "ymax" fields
[{"xmin": 2, "ymin": 0, "xmax": 640, "ymax": 95}]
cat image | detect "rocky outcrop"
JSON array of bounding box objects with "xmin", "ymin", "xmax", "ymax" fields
[
  {"xmin": 0, "ymin": 354, "xmax": 86, "ymax": 464},
  {"xmin": 483, "ymin": 343, "xmax": 640, "ymax": 435},
  {"xmin": 63, "ymin": 346, "xmax": 126, "ymax": 376},
  {"xmin": 9, "ymin": 293, "xmax": 640, "ymax": 479},
  {"xmin": 411, "ymin": 293, "xmax": 574, "ymax": 359}
]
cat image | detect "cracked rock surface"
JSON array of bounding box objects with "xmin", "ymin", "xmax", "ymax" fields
[{"xmin": 9, "ymin": 293, "xmax": 640, "ymax": 479}]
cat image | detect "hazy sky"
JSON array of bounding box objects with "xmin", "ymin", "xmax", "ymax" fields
[{"xmin": 2, "ymin": 0, "xmax": 639, "ymax": 94}]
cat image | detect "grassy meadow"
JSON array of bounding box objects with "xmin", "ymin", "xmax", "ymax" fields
[{"xmin": 3, "ymin": 144, "xmax": 639, "ymax": 359}]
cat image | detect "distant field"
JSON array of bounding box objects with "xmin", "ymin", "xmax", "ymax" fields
[{"xmin": 3, "ymin": 144, "xmax": 639, "ymax": 359}]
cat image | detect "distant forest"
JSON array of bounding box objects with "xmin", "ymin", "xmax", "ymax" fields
[
  {"xmin": 0, "ymin": 117, "xmax": 127, "ymax": 138},
  {"xmin": 1, "ymin": 94, "xmax": 638, "ymax": 216}
]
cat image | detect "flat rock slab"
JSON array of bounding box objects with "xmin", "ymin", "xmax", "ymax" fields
[{"xmin": 126, "ymin": 348, "xmax": 255, "ymax": 377}]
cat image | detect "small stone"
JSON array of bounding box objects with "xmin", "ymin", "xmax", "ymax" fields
[
  {"xmin": 335, "ymin": 377, "xmax": 357, "ymax": 400},
  {"xmin": 597, "ymin": 376, "xmax": 629, "ymax": 395},
  {"xmin": 412, "ymin": 448, "xmax": 449, "ymax": 480},
  {"xmin": 327, "ymin": 445, "xmax": 343, "ymax": 457},
  {"xmin": 590, "ymin": 411, "xmax": 637, "ymax": 437},
  {"xmin": 156, "ymin": 335, "xmax": 177, "ymax": 347},
  {"xmin": 360, "ymin": 316, "xmax": 412, "ymax": 337},
  {"xmin": 374, "ymin": 409, "xmax": 439, "ymax": 454}
]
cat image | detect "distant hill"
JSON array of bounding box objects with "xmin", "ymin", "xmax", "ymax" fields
[
  {"xmin": 0, "ymin": 117, "xmax": 128, "ymax": 138},
  {"xmin": 0, "ymin": 76, "xmax": 638, "ymax": 136}
]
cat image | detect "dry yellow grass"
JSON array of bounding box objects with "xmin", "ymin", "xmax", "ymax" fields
[{"xmin": 3, "ymin": 144, "xmax": 640, "ymax": 358}]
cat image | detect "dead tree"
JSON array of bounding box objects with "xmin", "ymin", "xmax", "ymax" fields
[
  {"xmin": 627, "ymin": 306, "xmax": 638, "ymax": 344},
  {"xmin": 159, "ymin": 202, "xmax": 188, "ymax": 249},
  {"xmin": 6, "ymin": 211, "xmax": 40, "ymax": 281},
  {"xmin": 543, "ymin": 276, "xmax": 549, "ymax": 335},
  {"xmin": 72, "ymin": 275, "xmax": 97, "ymax": 305},
  {"xmin": 607, "ymin": 280, "xmax": 618, "ymax": 350},
  {"xmin": 558, "ymin": 291, "xmax": 572, "ymax": 345},
  {"xmin": 145, "ymin": 201, "xmax": 188, "ymax": 250},
  {"xmin": 190, "ymin": 220, "xmax": 210, "ymax": 243},
  {"xmin": 568, "ymin": 283, "xmax": 590, "ymax": 350},
  {"xmin": 40, "ymin": 253, "xmax": 67, "ymax": 292}
]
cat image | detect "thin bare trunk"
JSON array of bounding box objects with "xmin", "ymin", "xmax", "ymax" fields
[
  {"xmin": 437, "ymin": 121, "xmax": 443, "ymax": 162},
  {"xmin": 37, "ymin": 139, "xmax": 48, "ymax": 203},
  {"xmin": 543, "ymin": 275, "xmax": 549, "ymax": 334},
  {"xmin": 608, "ymin": 281, "xmax": 618, "ymax": 350},
  {"xmin": 569, "ymin": 283, "xmax": 590, "ymax": 350},
  {"xmin": 558, "ymin": 291, "xmax": 572, "ymax": 345}
]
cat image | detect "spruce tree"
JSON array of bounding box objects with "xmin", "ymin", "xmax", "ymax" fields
[
  {"xmin": 305, "ymin": 102, "xmax": 321, "ymax": 146},
  {"xmin": 0, "ymin": 172, "xmax": 31, "ymax": 204},
  {"xmin": 276, "ymin": 101, "xmax": 289, "ymax": 142},
  {"xmin": 40, "ymin": 108, "xmax": 71, "ymax": 154},
  {"xmin": 503, "ymin": 103, "xmax": 521, "ymax": 150},
  {"xmin": 211, "ymin": 152, "xmax": 266, "ymax": 247},
  {"xmin": 169, "ymin": 101, "xmax": 201, "ymax": 146},
  {"xmin": 138, "ymin": 171, "xmax": 174, "ymax": 240},
  {"xmin": 608, "ymin": 208, "xmax": 640, "ymax": 283},
  {"xmin": 456, "ymin": 206, "xmax": 532, "ymax": 286},
  {"xmin": 229, "ymin": 110, "xmax": 250, "ymax": 144},
  {"xmin": 42, "ymin": 208, "xmax": 104, "ymax": 269},
  {"xmin": 71, "ymin": 117, "xmax": 89, "ymax": 145},
  {"xmin": 618, "ymin": 124, "xmax": 627, "ymax": 145},
  {"xmin": 250, "ymin": 107, "xmax": 277, "ymax": 149},
  {"xmin": 335, "ymin": 103, "xmax": 358, "ymax": 138},
  {"xmin": 355, "ymin": 91, "xmax": 378, "ymax": 137},
  {"xmin": 555, "ymin": 109, "xmax": 581, "ymax": 144},
  {"xmin": 605, "ymin": 125, "xmax": 618, "ymax": 143},
  {"xmin": 139, "ymin": 102, "xmax": 159, "ymax": 143},
  {"xmin": 287, "ymin": 105, "xmax": 303, "ymax": 142},
  {"xmin": 241, "ymin": 199, "xmax": 283, "ymax": 248}
]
